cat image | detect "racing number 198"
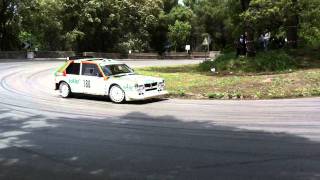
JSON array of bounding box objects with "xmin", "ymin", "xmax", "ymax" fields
[{"xmin": 84, "ymin": 80, "xmax": 91, "ymax": 88}]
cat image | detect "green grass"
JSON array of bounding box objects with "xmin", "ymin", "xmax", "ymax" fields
[
  {"xmin": 137, "ymin": 49, "xmax": 320, "ymax": 100},
  {"xmin": 137, "ymin": 65, "xmax": 320, "ymax": 100}
]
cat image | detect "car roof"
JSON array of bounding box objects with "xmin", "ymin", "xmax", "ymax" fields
[{"xmin": 71, "ymin": 58, "xmax": 124, "ymax": 66}]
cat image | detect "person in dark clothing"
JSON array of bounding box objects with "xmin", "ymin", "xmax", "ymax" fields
[
  {"xmin": 235, "ymin": 34, "xmax": 247, "ymax": 58},
  {"xmin": 240, "ymin": 34, "xmax": 247, "ymax": 56}
]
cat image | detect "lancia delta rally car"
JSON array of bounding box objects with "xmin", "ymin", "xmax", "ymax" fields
[{"xmin": 54, "ymin": 58, "xmax": 168, "ymax": 103}]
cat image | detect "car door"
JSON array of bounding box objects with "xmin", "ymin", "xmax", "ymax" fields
[
  {"xmin": 81, "ymin": 63, "xmax": 106, "ymax": 95},
  {"xmin": 65, "ymin": 62, "xmax": 82, "ymax": 93}
]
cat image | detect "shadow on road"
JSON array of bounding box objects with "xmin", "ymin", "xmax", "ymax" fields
[{"xmin": 0, "ymin": 110, "xmax": 320, "ymax": 180}]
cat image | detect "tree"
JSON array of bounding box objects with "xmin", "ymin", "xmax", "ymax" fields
[
  {"xmin": 163, "ymin": 0, "xmax": 179, "ymax": 13},
  {"xmin": 168, "ymin": 20, "xmax": 192, "ymax": 51},
  {"xmin": 149, "ymin": 4, "xmax": 194, "ymax": 53},
  {"xmin": 59, "ymin": 0, "xmax": 163, "ymax": 52},
  {"xmin": 0, "ymin": 0, "xmax": 22, "ymax": 50},
  {"xmin": 117, "ymin": 0, "xmax": 163, "ymax": 52},
  {"xmin": 234, "ymin": 0, "xmax": 320, "ymax": 50},
  {"xmin": 283, "ymin": 0, "xmax": 299, "ymax": 48},
  {"xmin": 20, "ymin": 0, "xmax": 64, "ymax": 50},
  {"xmin": 184, "ymin": 0, "xmax": 240, "ymax": 50},
  {"xmin": 149, "ymin": 12, "xmax": 168, "ymax": 53},
  {"xmin": 167, "ymin": 5, "xmax": 194, "ymax": 23},
  {"xmin": 240, "ymin": 0, "xmax": 256, "ymax": 56},
  {"xmin": 299, "ymin": 0, "xmax": 320, "ymax": 48},
  {"xmin": 1, "ymin": 0, "xmax": 319, "ymax": 53}
]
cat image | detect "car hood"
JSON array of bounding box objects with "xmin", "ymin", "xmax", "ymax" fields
[{"xmin": 115, "ymin": 74, "xmax": 163, "ymax": 85}]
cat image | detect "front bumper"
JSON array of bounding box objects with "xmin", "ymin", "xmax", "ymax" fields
[{"xmin": 126, "ymin": 90, "xmax": 168, "ymax": 101}]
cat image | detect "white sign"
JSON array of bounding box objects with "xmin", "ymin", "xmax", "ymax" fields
[
  {"xmin": 202, "ymin": 37, "xmax": 209, "ymax": 46},
  {"xmin": 185, "ymin": 45, "xmax": 190, "ymax": 51}
]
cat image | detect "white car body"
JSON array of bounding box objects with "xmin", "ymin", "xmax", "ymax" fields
[{"xmin": 54, "ymin": 58, "xmax": 168, "ymax": 102}]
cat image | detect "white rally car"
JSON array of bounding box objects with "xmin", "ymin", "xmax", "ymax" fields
[{"xmin": 54, "ymin": 58, "xmax": 168, "ymax": 103}]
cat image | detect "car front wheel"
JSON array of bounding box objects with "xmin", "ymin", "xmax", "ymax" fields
[
  {"xmin": 109, "ymin": 85, "xmax": 125, "ymax": 103},
  {"xmin": 59, "ymin": 82, "xmax": 71, "ymax": 98}
]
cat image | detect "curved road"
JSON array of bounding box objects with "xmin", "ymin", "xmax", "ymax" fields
[{"xmin": 0, "ymin": 61, "xmax": 320, "ymax": 180}]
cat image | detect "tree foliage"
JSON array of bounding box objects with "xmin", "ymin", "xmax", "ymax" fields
[
  {"xmin": 168, "ymin": 20, "xmax": 192, "ymax": 51},
  {"xmin": 0, "ymin": 0, "xmax": 319, "ymax": 52},
  {"xmin": 299, "ymin": 0, "xmax": 320, "ymax": 47}
]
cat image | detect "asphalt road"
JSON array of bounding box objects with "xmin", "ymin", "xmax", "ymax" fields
[{"xmin": 0, "ymin": 60, "xmax": 320, "ymax": 180}]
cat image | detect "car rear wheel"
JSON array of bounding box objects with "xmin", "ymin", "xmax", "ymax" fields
[
  {"xmin": 59, "ymin": 82, "xmax": 71, "ymax": 98},
  {"xmin": 109, "ymin": 85, "xmax": 125, "ymax": 103}
]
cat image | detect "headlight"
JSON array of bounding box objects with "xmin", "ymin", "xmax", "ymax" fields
[
  {"xmin": 158, "ymin": 80, "xmax": 165, "ymax": 90},
  {"xmin": 135, "ymin": 84, "xmax": 145, "ymax": 92}
]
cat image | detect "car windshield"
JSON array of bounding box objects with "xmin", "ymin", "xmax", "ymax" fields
[{"xmin": 101, "ymin": 64, "xmax": 134, "ymax": 76}]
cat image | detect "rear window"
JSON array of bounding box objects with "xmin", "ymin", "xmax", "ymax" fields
[{"xmin": 66, "ymin": 63, "xmax": 80, "ymax": 75}]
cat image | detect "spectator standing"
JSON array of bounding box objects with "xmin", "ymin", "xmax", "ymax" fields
[
  {"xmin": 240, "ymin": 34, "xmax": 246, "ymax": 56},
  {"xmin": 263, "ymin": 31, "xmax": 271, "ymax": 51},
  {"xmin": 235, "ymin": 34, "xmax": 248, "ymax": 58}
]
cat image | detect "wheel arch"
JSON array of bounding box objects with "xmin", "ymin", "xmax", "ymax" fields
[{"xmin": 108, "ymin": 83, "xmax": 121, "ymax": 94}]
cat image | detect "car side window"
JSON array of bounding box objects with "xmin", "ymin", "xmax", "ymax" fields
[
  {"xmin": 82, "ymin": 64, "xmax": 102, "ymax": 77},
  {"xmin": 66, "ymin": 63, "xmax": 80, "ymax": 75}
]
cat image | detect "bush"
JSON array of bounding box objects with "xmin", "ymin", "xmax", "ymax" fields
[
  {"xmin": 198, "ymin": 50, "xmax": 297, "ymax": 73},
  {"xmin": 253, "ymin": 51, "xmax": 296, "ymax": 71},
  {"xmin": 207, "ymin": 92, "xmax": 225, "ymax": 99}
]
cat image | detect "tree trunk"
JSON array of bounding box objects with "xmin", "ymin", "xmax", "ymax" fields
[
  {"xmin": 285, "ymin": 0, "xmax": 299, "ymax": 48},
  {"xmin": 240, "ymin": 0, "xmax": 256, "ymax": 57},
  {"xmin": 245, "ymin": 26, "xmax": 256, "ymax": 57},
  {"xmin": 220, "ymin": 24, "xmax": 226, "ymax": 49}
]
